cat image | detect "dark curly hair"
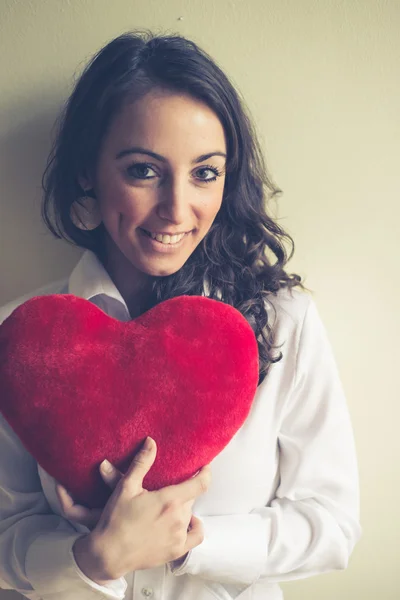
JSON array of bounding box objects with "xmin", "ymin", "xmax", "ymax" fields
[{"xmin": 41, "ymin": 29, "xmax": 304, "ymax": 385}]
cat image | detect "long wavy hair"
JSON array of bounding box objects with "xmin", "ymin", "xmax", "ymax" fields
[{"xmin": 41, "ymin": 30, "xmax": 304, "ymax": 385}]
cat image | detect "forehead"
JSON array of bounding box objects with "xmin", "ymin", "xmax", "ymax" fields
[{"xmin": 104, "ymin": 90, "xmax": 227, "ymax": 153}]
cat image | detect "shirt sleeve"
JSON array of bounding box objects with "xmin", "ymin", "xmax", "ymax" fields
[
  {"xmin": 0, "ymin": 412, "xmax": 128, "ymax": 599},
  {"xmin": 169, "ymin": 297, "xmax": 362, "ymax": 586}
]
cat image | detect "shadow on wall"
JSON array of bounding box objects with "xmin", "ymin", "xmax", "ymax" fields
[{"xmin": 0, "ymin": 90, "xmax": 80, "ymax": 305}]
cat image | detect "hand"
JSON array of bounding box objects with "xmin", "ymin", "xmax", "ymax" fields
[
  {"xmin": 56, "ymin": 444, "xmax": 197, "ymax": 567},
  {"xmin": 55, "ymin": 458, "xmax": 123, "ymax": 530},
  {"xmin": 56, "ymin": 459, "xmax": 192, "ymax": 566},
  {"xmin": 56, "ymin": 452, "xmax": 200, "ymax": 545},
  {"xmin": 67, "ymin": 437, "xmax": 210, "ymax": 582}
]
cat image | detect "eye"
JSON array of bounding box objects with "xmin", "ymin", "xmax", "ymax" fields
[
  {"xmin": 195, "ymin": 165, "xmax": 224, "ymax": 184},
  {"xmin": 126, "ymin": 162, "xmax": 224, "ymax": 183},
  {"xmin": 126, "ymin": 163, "xmax": 157, "ymax": 179}
]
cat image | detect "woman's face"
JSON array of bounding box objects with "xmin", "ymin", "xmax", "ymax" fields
[{"xmin": 81, "ymin": 89, "xmax": 227, "ymax": 284}]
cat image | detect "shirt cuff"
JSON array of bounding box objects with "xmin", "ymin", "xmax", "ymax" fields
[
  {"xmin": 168, "ymin": 551, "xmax": 192, "ymax": 573},
  {"xmin": 168, "ymin": 514, "xmax": 268, "ymax": 586},
  {"xmin": 26, "ymin": 530, "xmax": 127, "ymax": 599}
]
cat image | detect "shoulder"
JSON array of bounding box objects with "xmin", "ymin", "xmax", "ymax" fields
[
  {"xmin": 0, "ymin": 277, "xmax": 68, "ymax": 326},
  {"xmin": 266, "ymin": 286, "xmax": 313, "ymax": 331},
  {"xmin": 265, "ymin": 285, "xmax": 335, "ymax": 372},
  {"xmin": 262, "ymin": 286, "xmax": 319, "ymax": 366}
]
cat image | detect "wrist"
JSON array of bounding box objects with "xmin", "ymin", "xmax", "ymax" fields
[{"xmin": 72, "ymin": 533, "xmax": 117, "ymax": 586}]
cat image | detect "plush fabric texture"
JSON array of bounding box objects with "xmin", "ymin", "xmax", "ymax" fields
[{"xmin": 0, "ymin": 294, "xmax": 259, "ymax": 509}]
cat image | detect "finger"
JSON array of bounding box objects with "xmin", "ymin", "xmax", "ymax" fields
[
  {"xmin": 55, "ymin": 483, "xmax": 74, "ymax": 513},
  {"xmin": 59, "ymin": 496, "xmax": 102, "ymax": 527},
  {"xmin": 164, "ymin": 464, "xmax": 212, "ymax": 503},
  {"xmin": 185, "ymin": 515, "xmax": 204, "ymax": 550},
  {"xmin": 122, "ymin": 436, "xmax": 157, "ymax": 494},
  {"xmin": 56, "ymin": 483, "xmax": 102, "ymax": 528},
  {"xmin": 64, "ymin": 505, "xmax": 103, "ymax": 529},
  {"xmin": 85, "ymin": 509, "xmax": 104, "ymax": 530},
  {"xmin": 187, "ymin": 513, "xmax": 197, "ymax": 532},
  {"xmin": 183, "ymin": 498, "xmax": 195, "ymax": 513},
  {"xmin": 99, "ymin": 460, "xmax": 123, "ymax": 490}
]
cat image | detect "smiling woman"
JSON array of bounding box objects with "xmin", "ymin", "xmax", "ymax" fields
[
  {"xmin": 41, "ymin": 30, "xmax": 301, "ymax": 364},
  {"xmin": 77, "ymin": 91, "xmax": 228, "ymax": 295},
  {"xmin": 0, "ymin": 28, "xmax": 361, "ymax": 600}
]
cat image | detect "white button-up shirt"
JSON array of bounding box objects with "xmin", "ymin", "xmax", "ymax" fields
[{"xmin": 0, "ymin": 249, "xmax": 362, "ymax": 600}]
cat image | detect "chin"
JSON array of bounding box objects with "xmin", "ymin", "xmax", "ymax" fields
[
  {"xmin": 140, "ymin": 260, "xmax": 186, "ymax": 278},
  {"xmin": 151, "ymin": 266, "xmax": 184, "ymax": 277}
]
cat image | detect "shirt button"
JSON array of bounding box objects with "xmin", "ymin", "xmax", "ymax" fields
[{"xmin": 141, "ymin": 587, "xmax": 154, "ymax": 598}]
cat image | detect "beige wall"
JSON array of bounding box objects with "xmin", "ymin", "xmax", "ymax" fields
[{"xmin": 0, "ymin": 0, "xmax": 399, "ymax": 598}]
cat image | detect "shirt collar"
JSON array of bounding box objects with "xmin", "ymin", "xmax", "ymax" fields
[
  {"xmin": 67, "ymin": 249, "xmax": 220, "ymax": 317},
  {"xmin": 68, "ymin": 249, "xmax": 129, "ymax": 310}
]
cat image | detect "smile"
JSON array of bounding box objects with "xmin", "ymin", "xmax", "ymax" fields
[
  {"xmin": 140, "ymin": 229, "xmax": 191, "ymax": 245},
  {"xmin": 139, "ymin": 228, "xmax": 192, "ymax": 252}
]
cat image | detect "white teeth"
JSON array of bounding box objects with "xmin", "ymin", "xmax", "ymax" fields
[{"xmin": 149, "ymin": 232, "xmax": 186, "ymax": 244}]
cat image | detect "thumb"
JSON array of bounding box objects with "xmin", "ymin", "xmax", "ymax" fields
[{"xmin": 121, "ymin": 436, "xmax": 157, "ymax": 496}]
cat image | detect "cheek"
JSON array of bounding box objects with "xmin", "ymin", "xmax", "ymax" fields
[
  {"xmin": 202, "ymin": 192, "xmax": 223, "ymax": 222},
  {"xmin": 100, "ymin": 183, "xmax": 150, "ymax": 219},
  {"xmin": 96, "ymin": 166, "xmax": 135, "ymax": 207}
]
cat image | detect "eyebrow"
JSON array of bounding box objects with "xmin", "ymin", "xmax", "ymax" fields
[{"xmin": 115, "ymin": 146, "xmax": 227, "ymax": 164}]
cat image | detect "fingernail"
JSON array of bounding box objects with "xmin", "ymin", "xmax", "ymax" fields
[
  {"xmin": 100, "ymin": 459, "xmax": 114, "ymax": 473},
  {"xmin": 143, "ymin": 436, "xmax": 153, "ymax": 450}
]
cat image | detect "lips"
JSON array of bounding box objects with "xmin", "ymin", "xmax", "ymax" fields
[
  {"xmin": 141, "ymin": 228, "xmax": 191, "ymax": 236},
  {"xmin": 139, "ymin": 228, "xmax": 193, "ymax": 248}
]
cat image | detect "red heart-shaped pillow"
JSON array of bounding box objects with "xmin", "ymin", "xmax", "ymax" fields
[{"xmin": 0, "ymin": 294, "xmax": 259, "ymax": 508}]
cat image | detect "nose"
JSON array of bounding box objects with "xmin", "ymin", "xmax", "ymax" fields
[{"xmin": 156, "ymin": 174, "xmax": 191, "ymax": 226}]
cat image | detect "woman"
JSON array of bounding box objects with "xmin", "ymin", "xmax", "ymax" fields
[{"xmin": 0, "ymin": 30, "xmax": 361, "ymax": 600}]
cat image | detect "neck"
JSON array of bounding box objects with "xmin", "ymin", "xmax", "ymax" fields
[{"xmin": 99, "ymin": 234, "xmax": 154, "ymax": 319}]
